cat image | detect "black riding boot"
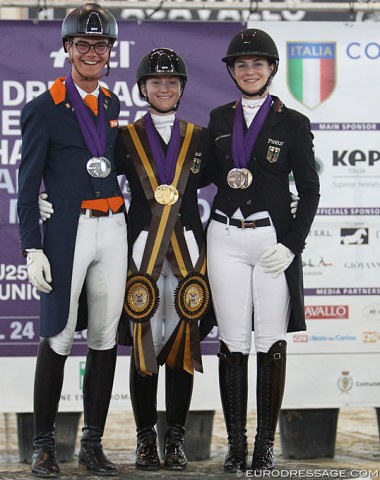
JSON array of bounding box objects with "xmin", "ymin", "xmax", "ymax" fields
[
  {"xmin": 32, "ymin": 338, "xmax": 67, "ymax": 478},
  {"xmin": 78, "ymin": 346, "xmax": 118, "ymax": 476},
  {"xmin": 163, "ymin": 365, "xmax": 193, "ymax": 470},
  {"xmin": 130, "ymin": 353, "xmax": 160, "ymax": 470},
  {"xmin": 251, "ymin": 340, "xmax": 287, "ymax": 471},
  {"xmin": 218, "ymin": 341, "xmax": 249, "ymax": 473}
]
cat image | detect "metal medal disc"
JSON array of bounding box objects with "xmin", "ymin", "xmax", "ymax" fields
[
  {"xmin": 154, "ymin": 184, "xmax": 178, "ymax": 205},
  {"xmin": 227, "ymin": 168, "xmax": 245, "ymax": 189},
  {"xmin": 240, "ymin": 168, "xmax": 253, "ymax": 189},
  {"xmin": 87, "ymin": 157, "xmax": 111, "ymax": 178},
  {"xmin": 167, "ymin": 185, "xmax": 179, "ymax": 205}
]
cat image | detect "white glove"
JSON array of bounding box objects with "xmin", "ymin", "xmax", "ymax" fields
[
  {"xmin": 26, "ymin": 250, "xmax": 52, "ymax": 293},
  {"xmin": 290, "ymin": 192, "xmax": 299, "ymax": 218},
  {"xmin": 38, "ymin": 193, "xmax": 54, "ymax": 221},
  {"xmin": 260, "ymin": 243, "xmax": 295, "ymax": 278}
]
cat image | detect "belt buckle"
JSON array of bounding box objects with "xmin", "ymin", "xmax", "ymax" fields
[{"xmin": 241, "ymin": 220, "xmax": 256, "ymax": 229}]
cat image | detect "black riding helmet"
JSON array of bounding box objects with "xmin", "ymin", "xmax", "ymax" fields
[
  {"xmin": 223, "ymin": 28, "xmax": 279, "ymax": 97},
  {"xmin": 61, "ymin": 2, "xmax": 118, "ymax": 52},
  {"xmin": 136, "ymin": 48, "xmax": 188, "ymax": 113}
]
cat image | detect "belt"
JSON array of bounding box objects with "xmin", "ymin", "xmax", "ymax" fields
[
  {"xmin": 80, "ymin": 205, "xmax": 125, "ymax": 218},
  {"xmin": 212, "ymin": 212, "xmax": 271, "ymax": 229}
]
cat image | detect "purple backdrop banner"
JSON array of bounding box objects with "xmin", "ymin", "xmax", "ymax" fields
[{"xmin": 0, "ymin": 20, "xmax": 240, "ymax": 357}]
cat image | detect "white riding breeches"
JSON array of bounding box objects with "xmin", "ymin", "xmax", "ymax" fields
[
  {"xmin": 207, "ymin": 213, "xmax": 290, "ymax": 354},
  {"xmin": 49, "ymin": 212, "xmax": 128, "ymax": 355},
  {"xmin": 131, "ymin": 228, "xmax": 200, "ymax": 355}
]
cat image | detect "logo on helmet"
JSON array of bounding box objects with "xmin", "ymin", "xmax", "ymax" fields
[
  {"xmin": 85, "ymin": 12, "xmax": 103, "ymax": 35},
  {"xmin": 241, "ymin": 31, "xmax": 257, "ymax": 44}
]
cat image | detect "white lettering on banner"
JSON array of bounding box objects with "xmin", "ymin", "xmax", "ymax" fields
[
  {"xmin": 3, "ymin": 80, "xmax": 47, "ymax": 105},
  {"xmin": 0, "ymin": 283, "xmax": 39, "ymax": 301},
  {"xmin": 120, "ymin": 7, "xmax": 305, "ymax": 22},
  {"xmin": 0, "ymin": 168, "xmax": 16, "ymax": 193},
  {"xmin": 9, "ymin": 321, "xmax": 35, "ymax": 340},
  {"xmin": 49, "ymin": 41, "xmax": 134, "ymax": 69},
  {"xmin": 0, "ymin": 139, "xmax": 22, "ymax": 165},
  {"xmin": 0, "ymin": 264, "xmax": 28, "ymax": 281},
  {"xmin": 8, "ymin": 198, "xmax": 17, "ymax": 224},
  {"xmin": 2, "ymin": 110, "xmax": 21, "ymax": 136},
  {"xmin": 347, "ymin": 41, "xmax": 380, "ymax": 59}
]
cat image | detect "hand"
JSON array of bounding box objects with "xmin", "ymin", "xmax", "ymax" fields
[
  {"xmin": 260, "ymin": 243, "xmax": 295, "ymax": 278},
  {"xmin": 38, "ymin": 193, "xmax": 54, "ymax": 221},
  {"xmin": 290, "ymin": 192, "xmax": 299, "ymax": 218},
  {"xmin": 26, "ymin": 250, "xmax": 52, "ymax": 293}
]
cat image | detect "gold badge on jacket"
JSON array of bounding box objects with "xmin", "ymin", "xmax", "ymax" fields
[{"xmin": 266, "ymin": 146, "xmax": 281, "ymax": 163}]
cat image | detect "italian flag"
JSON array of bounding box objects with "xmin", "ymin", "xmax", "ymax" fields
[{"xmin": 287, "ymin": 42, "xmax": 336, "ymax": 109}]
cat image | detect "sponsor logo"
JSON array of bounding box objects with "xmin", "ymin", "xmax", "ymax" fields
[
  {"xmin": 293, "ymin": 334, "xmax": 308, "ymax": 343},
  {"xmin": 303, "ymin": 257, "xmax": 333, "ymax": 268},
  {"xmin": 308, "ymin": 228, "xmax": 333, "ymax": 238},
  {"xmin": 287, "ymin": 42, "xmax": 336, "ymax": 109},
  {"xmin": 340, "ymin": 227, "xmax": 369, "ymax": 245},
  {"xmin": 307, "ymin": 334, "xmax": 356, "ymax": 342},
  {"xmin": 338, "ymin": 371, "xmax": 353, "ymax": 393},
  {"xmin": 362, "ymin": 304, "xmax": 380, "ymax": 320},
  {"xmin": 344, "ymin": 261, "xmax": 380, "ymax": 270},
  {"xmin": 363, "ymin": 331, "xmax": 380, "ymax": 343},
  {"xmin": 305, "ymin": 305, "xmax": 349, "ymax": 320},
  {"xmin": 79, "ymin": 361, "xmax": 86, "ymax": 390},
  {"xmin": 333, "ymin": 149, "xmax": 380, "ymax": 168}
]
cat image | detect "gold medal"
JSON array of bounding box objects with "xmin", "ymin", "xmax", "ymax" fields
[
  {"xmin": 227, "ymin": 168, "xmax": 245, "ymax": 189},
  {"xmin": 240, "ymin": 168, "xmax": 253, "ymax": 189},
  {"xmin": 154, "ymin": 184, "xmax": 179, "ymax": 205}
]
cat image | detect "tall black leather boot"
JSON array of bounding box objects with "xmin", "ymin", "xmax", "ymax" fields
[
  {"xmin": 32, "ymin": 338, "xmax": 67, "ymax": 478},
  {"xmin": 251, "ymin": 340, "xmax": 287, "ymax": 471},
  {"xmin": 78, "ymin": 346, "xmax": 118, "ymax": 476},
  {"xmin": 163, "ymin": 365, "xmax": 193, "ymax": 470},
  {"xmin": 218, "ymin": 341, "xmax": 249, "ymax": 473},
  {"xmin": 130, "ymin": 353, "xmax": 160, "ymax": 470}
]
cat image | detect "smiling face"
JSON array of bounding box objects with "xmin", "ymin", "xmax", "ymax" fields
[
  {"xmin": 140, "ymin": 75, "xmax": 182, "ymax": 115},
  {"xmin": 230, "ymin": 55, "xmax": 274, "ymax": 98},
  {"xmin": 66, "ymin": 36, "xmax": 111, "ymax": 91}
]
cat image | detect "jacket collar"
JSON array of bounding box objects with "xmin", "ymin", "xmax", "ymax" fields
[{"xmin": 49, "ymin": 77, "xmax": 112, "ymax": 105}]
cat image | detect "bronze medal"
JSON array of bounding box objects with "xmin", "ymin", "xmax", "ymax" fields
[
  {"xmin": 174, "ymin": 273, "xmax": 211, "ymax": 323},
  {"xmin": 240, "ymin": 168, "xmax": 253, "ymax": 189},
  {"xmin": 227, "ymin": 168, "xmax": 245, "ymax": 189}
]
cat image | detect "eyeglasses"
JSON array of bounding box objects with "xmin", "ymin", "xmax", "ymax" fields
[{"xmin": 72, "ymin": 41, "xmax": 111, "ymax": 55}]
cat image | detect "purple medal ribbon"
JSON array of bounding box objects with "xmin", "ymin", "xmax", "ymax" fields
[
  {"xmin": 232, "ymin": 94, "xmax": 272, "ymax": 168},
  {"xmin": 144, "ymin": 112, "xmax": 180, "ymax": 185},
  {"xmin": 65, "ymin": 74, "xmax": 106, "ymax": 157}
]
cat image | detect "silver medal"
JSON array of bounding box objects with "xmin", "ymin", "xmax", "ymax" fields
[
  {"xmin": 227, "ymin": 168, "xmax": 245, "ymax": 189},
  {"xmin": 240, "ymin": 168, "xmax": 253, "ymax": 189},
  {"xmin": 86, "ymin": 157, "xmax": 111, "ymax": 178}
]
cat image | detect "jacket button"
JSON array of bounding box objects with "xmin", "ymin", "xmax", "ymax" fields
[
  {"xmin": 246, "ymin": 200, "xmax": 252, "ymax": 205},
  {"xmin": 226, "ymin": 154, "xmax": 230, "ymax": 160},
  {"xmin": 95, "ymin": 191, "xmax": 101, "ymax": 197}
]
